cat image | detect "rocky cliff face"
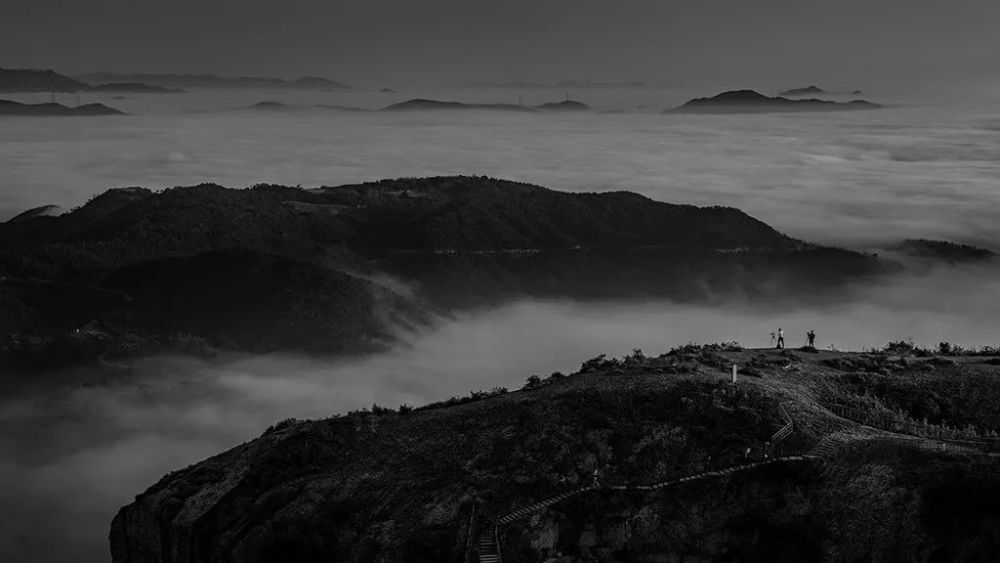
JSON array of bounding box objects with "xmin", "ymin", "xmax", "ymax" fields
[{"xmin": 110, "ymin": 347, "xmax": 1000, "ymax": 562}]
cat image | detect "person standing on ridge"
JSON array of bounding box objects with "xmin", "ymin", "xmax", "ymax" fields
[
  {"xmin": 807, "ymin": 330, "xmax": 816, "ymax": 347},
  {"xmin": 776, "ymin": 328, "xmax": 785, "ymax": 349}
]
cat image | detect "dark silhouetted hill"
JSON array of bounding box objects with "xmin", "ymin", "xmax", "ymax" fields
[
  {"xmin": 0, "ymin": 68, "xmax": 89, "ymax": 92},
  {"xmin": 536, "ymin": 100, "xmax": 589, "ymax": 111},
  {"xmin": 468, "ymin": 80, "xmax": 649, "ymax": 89},
  {"xmin": 779, "ymin": 85, "xmax": 825, "ymax": 96},
  {"xmin": 884, "ymin": 239, "xmax": 999, "ymax": 265},
  {"xmin": 318, "ymin": 177, "xmax": 793, "ymax": 252},
  {"xmin": 0, "ymin": 99, "xmax": 124, "ymax": 116},
  {"xmin": 76, "ymin": 72, "xmax": 352, "ymax": 90},
  {"xmin": 5, "ymin": 205, "xmax": 64, "ymax": 223},
  {"xmin": 244, "ymin": 101, "xmax": 370, "ymax": 113},
  {"xmin": 100, "ymin": 249, "xmax": 423, "ymax": 354},
  {"xmin": 88, "ymin": 82, "xmax": 184, "ymax": 93},
  {"xmin": 666, "ymin": 90, "xmax": 881, "ymax": 114},
  {"xmin": 0, "ymin": 176, "xmax": 889, "ymax": 367},
  {"xmin": 294, "ymin": 76, "xmax": 351, "ymax": 90},
  {"xmin": 383, "ymin": 98, "xmax": 532, "ymax": 111}
]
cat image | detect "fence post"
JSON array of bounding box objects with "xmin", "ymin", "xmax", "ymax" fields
[{"xmin": 732, "ymin": 364, "xmax": 737, "ymax": 383}]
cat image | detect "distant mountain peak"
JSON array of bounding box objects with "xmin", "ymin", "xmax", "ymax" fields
[
  {"xmin": 536, "ymin": 99, "xmax": 589, "ymax": 111},
  {"xmin": 0, "ymin": 67, "xmax": 89, "ymax": 93},
  {"xmin": 0, "ymin": 99, "xmax": 124, "ymax": 116},
  {"xmin": 666, "ymin": 89, "xmax": 880, "ymax": 114},
  {"xmin": 779, "ymin": 85, "xmax": 825, "ymax": 96},
  {"xmin": 75, "ymin": 71, "xmax": 352, "ymax": 90},
  {"xmin": 710, "ymin": 89, "xmax": 773, "ymax": 102}
]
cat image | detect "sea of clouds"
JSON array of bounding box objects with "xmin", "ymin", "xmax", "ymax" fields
[{"xmin": 2, "ymin": 87, "xmax": 1000, "ymax": 247}]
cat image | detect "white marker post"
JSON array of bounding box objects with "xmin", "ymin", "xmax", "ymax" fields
[{"xmin": 732, "ymin": 364, "xmax": 738, "ymax": 383}]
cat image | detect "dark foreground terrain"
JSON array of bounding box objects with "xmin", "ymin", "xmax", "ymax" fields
[
  {"xmin": 1, "ymin": 176, "xmax": 894, "ymax": 370},
  {"xmin": 111, "ymin": 344, "xmax": 1000, "ymax": 562}
]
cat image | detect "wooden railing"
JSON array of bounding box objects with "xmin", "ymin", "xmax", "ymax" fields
[
  {"xmin": 495, "ymin": 455, "xmax": 814, "ymax": 525},
  {"xmin": 825, "ymin": 402, "xmax": 1000, "ymax": 452}
]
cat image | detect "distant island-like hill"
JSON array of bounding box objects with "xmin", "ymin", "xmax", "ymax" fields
[
  {"xmin": 382, "ymin": 98, "xmax": 532, "ymax": 112},
  {"xmin": 0, "ymin": 68, "xmax": 90, "ymax": 92},
  {"xmin": 536, "ymin": 99, "xmax": 589, "ymax": 111},
  {"xmin": 0, "ymin": 99, "xmax": 123, "ymax": 116},
  {"xmin": 666, "ymin": 89, "xmax": 880, "ymax": 114},
  {"xmin": 778, "ymin": 85, "xmax": 825, "ymax": 96},
  {"xmin": 383, "ymin": 98, "xmax": 589, "ymax": 112},
  {"xmin": 1, "ymin": 67, "xmax": 182, "ymax": 94},
  {"xmin": 779, "ymin": 85, "xmax": 865, "ymax": 97},
  {"xmin": 76, "ymin": 71, "xmax": 352, "ymax": 91},
  {"xmin": 87, "ymin": 82, "xmax": 184, "ymax": 94},
  {"xmin": 468, "ymin": 80, "xmax": 650, "ymax": 89},
  {"xmin": 243, "ymin": 101, "xmax": 369, "ymax": 113},
  {"xmin": 1, "ymin": 67, "xmax": 350, "ymax": 95}
]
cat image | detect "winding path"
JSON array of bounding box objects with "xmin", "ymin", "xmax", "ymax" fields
[{"xmin": 473, "ymin": 373, "xmax": 1000, "ymax": 561}]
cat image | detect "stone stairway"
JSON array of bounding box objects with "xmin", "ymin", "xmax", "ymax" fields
[
  {"xmin": 480, "ymin": 403, "xmax": 814, "ymax": 560},
  {"xmin": 477, "ymin": 524, "xmax": 501, "ymax": 563},
  {"xmin": 495, "ymin": 456, "xmax": 814, "ymax": 525},
  {"xmin": 497, "ymin": 485, "xmax": 598, "ymax": 525},
  {"xmin": 809, "ymin": 429, "xmax": 864, "ymax": 458}
]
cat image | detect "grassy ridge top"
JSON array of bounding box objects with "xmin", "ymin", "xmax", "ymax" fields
[{"xmin": 111, "ymin": 345, "xmax": 1000, "ymax": 562}]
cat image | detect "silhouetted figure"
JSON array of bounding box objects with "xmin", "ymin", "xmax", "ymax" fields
[
  {"xmin": 592, "ymin": 469, "xmax": 600, "ymax": 487},
  {"xmin": 776, "ymin": 328, "xmax": 785, "ymax": 349},
  {"xmin": 770, "ymin": 332, "xmax": 776, "ymax": 347},
  {"xmin": 807, "ymin": 330, "xmax": 816, "ymax": 347}
]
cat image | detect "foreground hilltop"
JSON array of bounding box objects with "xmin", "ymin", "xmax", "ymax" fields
[
  {"xmin": 667, "ymin": 90, "xmax": 881, "ymax": 114},
  {"xmin": 111, "ymin": 344, "xmax": 1000, "ymax": 562},
  {"xmin": 0, "ymin": 177, "xmax": 884, "ymax": 368}
]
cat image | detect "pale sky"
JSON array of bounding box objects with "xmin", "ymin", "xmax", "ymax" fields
[{"xmin": 1, "ymin": 0, "xmax": 998, "ymax": 89}]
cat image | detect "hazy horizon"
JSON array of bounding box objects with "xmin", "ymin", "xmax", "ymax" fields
[{"xmin": 4, "ymin": 1, "xmax": 1000, "ymax": 92}]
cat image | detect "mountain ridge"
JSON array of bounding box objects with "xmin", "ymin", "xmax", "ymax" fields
[
  {"xmin": 0, "ymin": 99, "xmax": 124, "ymax": 116},
  {"xmin": 0, "ymin": 67, "xmax": 352, "ymax": 92},
  {"xmin": 1, "ymin": 176, "xmax": 887, "ymax": 369},
  {"xmin": 76, "ymin": 71, "xmax": 352, "ymax": 90}
]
